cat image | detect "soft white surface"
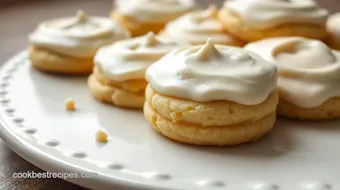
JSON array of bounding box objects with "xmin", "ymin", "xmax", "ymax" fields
[
  {"xmin": 245, "ymin": 37, "xmax": 340, "ymax": 108},
  {"xmin": 115, "ymin": 0, "xmax": 196, "ymax": 22},
  {"xmin": 327, "ymin": 12, "xmax": 340, "ymax": 40},
  {"xmin": 146, "ymin": 40, "xmax": 277, "ymax": 105},
  {"xmin": 29, "ymin": 11, "xmax": 130, "ymax": 58},
  {"xmin": 164, "ymin": 5, "xmax": 234, "ymax": 45},
  {"xmin": 224, "ymin": 0, "xmax": 328, "ymax": 29},
  {"xmin": 0, "ymin": 51, "xmax": 340, "ymax": 190},
  {"xmin": 95, "ymin": 32, "xmax": 187, "ymax": 81}
]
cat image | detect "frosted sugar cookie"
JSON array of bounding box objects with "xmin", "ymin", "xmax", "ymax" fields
[
  {"xmin": 111, "ymin": 0, "xmax": 197, "ymax": 37},
  {"xmin": 245, "ymin": 37, "xmax": 340, "ymax": 120},
  {"xmin": 29, "ymin": 10, "xmax": 130, "ymax": 74},
  {"xmin": 218, "ymin": 0, "xmax": 329, "ymax": 42},
  {"xmin": 88, "ymin": 32, "xmax": 187, "ymax": 108},
  {"xmin": 162, "ymin": 5, "xmax": 245, "ymax": 46},
  {"xmin": 144, "ymin": 39, "xmax": 278, "ymax": 145}
]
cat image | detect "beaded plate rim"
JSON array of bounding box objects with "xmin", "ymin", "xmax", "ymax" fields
[{"xmin": 0, "ymin": 50, "xmax": 337, "ymax": 190}]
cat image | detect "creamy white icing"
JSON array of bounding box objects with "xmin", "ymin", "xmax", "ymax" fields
[
  {"xmin": 245, "ymin": 37, "xmax": 340, "ymax": 108},
  {"xmin": 29, "ymin": 10, "xmax": 130, "ymax": 58},
  {"xmin": 95, "ymin": 32, "xmax": 187, "ymax": 81},
  {"xmin": 224, "ymin": 0, "xmax": 329, "ymax": 29},
  {"xmin": 164, "ymin": 5, "xmax": 241, "ymax": 45},
  {"xmin": 114, "ymin": 0, "xmax": 197, "ymax": 22},
  {"xmin": 327, "ymin": 13, "xmax": 340, "ymax": 39},
  {"xmin": 146, "ymin": 39, "xmax": 277, "ymax": 104}
]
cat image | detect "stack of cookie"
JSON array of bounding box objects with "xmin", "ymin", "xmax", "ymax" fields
[
  {"xmin": 145, "ymin": 39, "xmax": 278, "ymax": 145},
  {"xmin": 27, "ymin": 0, "xmax": 340, "ymax": 146},
  {"xmin": 88, "ymin": 32, "xmax": 187, "ymax": 108}
]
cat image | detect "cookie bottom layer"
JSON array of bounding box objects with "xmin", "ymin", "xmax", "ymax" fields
[
  {"xmin": 146, "ymin": 84, "xmax": 278, "ymax": 127},
  {"xmin": 144, "ymin": 102, "xmax": 276, "ymax": 146},
  {"xmin": 29, "ymin": 47, "xmax": 93, "ymax": 75},
  {"xmin": 277, "ymin": 97, "xmax": 340, "ymax": 120},
  {"xmin": 111, "ymin": 10, "xmax": 165, "ymax": 37},
  {"xmin": 88, "ymin": 74, "xmax": 145, "ymax": 109},
  {"xmin": 218, "ymin": 9, "xmax": 328, "ymax": 42}
]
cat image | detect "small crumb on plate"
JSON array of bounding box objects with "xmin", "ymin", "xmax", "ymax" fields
[
  {"xmin": 65, "ymin": 98, "xmax": 75, "ymax": 111},
  {"xmin": 96, "ymin": 130, "xmax": 108, "ymax": 143}
]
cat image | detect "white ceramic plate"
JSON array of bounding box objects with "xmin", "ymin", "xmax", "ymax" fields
[{"xmin": 0, "ymin": 51, "xmax": 340, "ymax": 190}]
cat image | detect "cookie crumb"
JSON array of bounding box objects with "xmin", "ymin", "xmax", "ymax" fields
[
  {"xmin": 96, "ymin": 130, "xmax": 108, "ymax": 143},
  {"xmin": 65, "ymin": 98, "xmax": 75, "ymax": 111}
]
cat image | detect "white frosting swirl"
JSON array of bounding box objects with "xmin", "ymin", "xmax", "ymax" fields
[
  {"xmin": 224, "ymin": 0, "xmax": 329, "ymax": 29},
  {"xmin": 95, "ymin": 32, "xmax": 187, "ymax": 81},
  {"xmin": 245, "ymin": 37, "xmax": 340, "ymax": 108},
  {"xmin": 29, "ymin": 10, "xmax": 130, "ymax": 58},
  {"xmin": 115, "ymin": 0, "xmax": 197, "ymax": 22},
  {"xmin": 327, "ymin": 13, "xmax": 340, "ymax": 40},
  {"xmin": 146, "ymin": 39, "xmax": 277, "ymax": 105},
  {"xmin": 164, "ymin": 5, "xmax": 241, "ymax": 45}
]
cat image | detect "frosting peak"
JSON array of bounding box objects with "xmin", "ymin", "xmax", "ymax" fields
[
  {"xmin": 188, "ymin": 39, "xmax": 251, "ymax": 63},
  {"xmin": 138, "ymin": 32, "xmax": 161, "ymax": 48},
  {"xmin": 115, "ymin": 0, "xmax": 196, "ymax": 22},
  {"xmin": 164, "ymin": 6, "xmax": 244, "ymax": 45},
  {"xmin": 76, "ymin": 10, "xmax": 87, "ymax": 22},
  {"xmin": 224, "ymin": 0, "xmax": 329, "ymax": 29},
  {"xmin": 205, "ymin": 5, "xmax": 218, "ymax": 17},
  {"xmin": 245, "ymin": 37, "xmax": 340, "ymax": 108},
  {"xmin": 95, "ymin": 33, "xmax": 187, "ymax": 81},
  {"xmin": 274, "ymin": 39, "xmax": 336, "ymax": 69},
  {"xmin": 189, "ymin": 39, "xmax": 221, "ymax": 61},
  {"xmin": 146, "ymin": 41, "xmax": 277, "ymax": 104},
  {"xmin": 195, "ymin": 5, "xmax": 218, "ymax": 22},
  {"xmin": 29, "ymin": 10, "xmax": 130, "ymax": 58},
  {"xmin": 51, "ymin": 10, "xmax": 103, "ymax": 38}
]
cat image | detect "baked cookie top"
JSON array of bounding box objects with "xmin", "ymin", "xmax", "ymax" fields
[
  {"xmin": 223, "ymin": 0, "xmax": 328, "ymax": 29},
  {"xmin": 114, "ymin": 0, "xmax": 197, "ymax": 23},
  {"xmin": 146, "ymin": 39, "xmax": 277, "ymax": 105},
  {"xmin": 95, "ymin": 32, "xmax": 187, "ymax": 81},
  {"xmin": 29, "ymin": 10, "xmax": 130, "ymax": 58},
  {"xmin": 164, "ymin": 5, "xmax": 242, "ymax": 45},
  {"xmin": 245, "ymin": 37, "xmax": 340, "ymax": 108}
]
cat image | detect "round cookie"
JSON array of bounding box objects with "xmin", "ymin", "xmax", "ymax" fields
[
  {"xmin": 111, "ymin": 0, "xmax": 197, "ymax": 37},
  {"xmin": 145, "ymin": 39, "xmax": 278, "ymax": 145},
  {"xmin": 161, "ymin": 5, "xmax": 245, "ymax": 46},
  {"xmin": 29, "ymin": 10, "xmax": 130, "ymax": 75},
  {"xmin": 89, "ymin": 32, "xmax": 187, "ymax": 108},
  {"xmin": 245, "ymin": 37, "xmax": 340, "ymax": 120},
  {"xmin": 218, "ymin": 0, "xmax": 329, "ymax": 42},
  {"xmin": 277, "ymin": 97, "xmax": 340, "ymax": 120},
  {"xmin": 144, "ymin": 85, "xmax": 278, "ymax": 146},
  {"xmin": 29, "ymin": 47, "xmax": 94, "ymax": 75},
  {"xmin": 88, "ymin": 68, "xmax": 146, "ymax": 108},
  {"xmin": 146, "ymin": 84, "xmax": 278, "ymax": 127}
]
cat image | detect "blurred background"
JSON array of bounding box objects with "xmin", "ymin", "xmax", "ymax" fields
[
  {"xmin": 0, "ymin": 0, "xmax": 339, "ymax": 189},
  {"xmin": 1, "ymin": 0, "xmax": 339, "ymax": 64}
]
